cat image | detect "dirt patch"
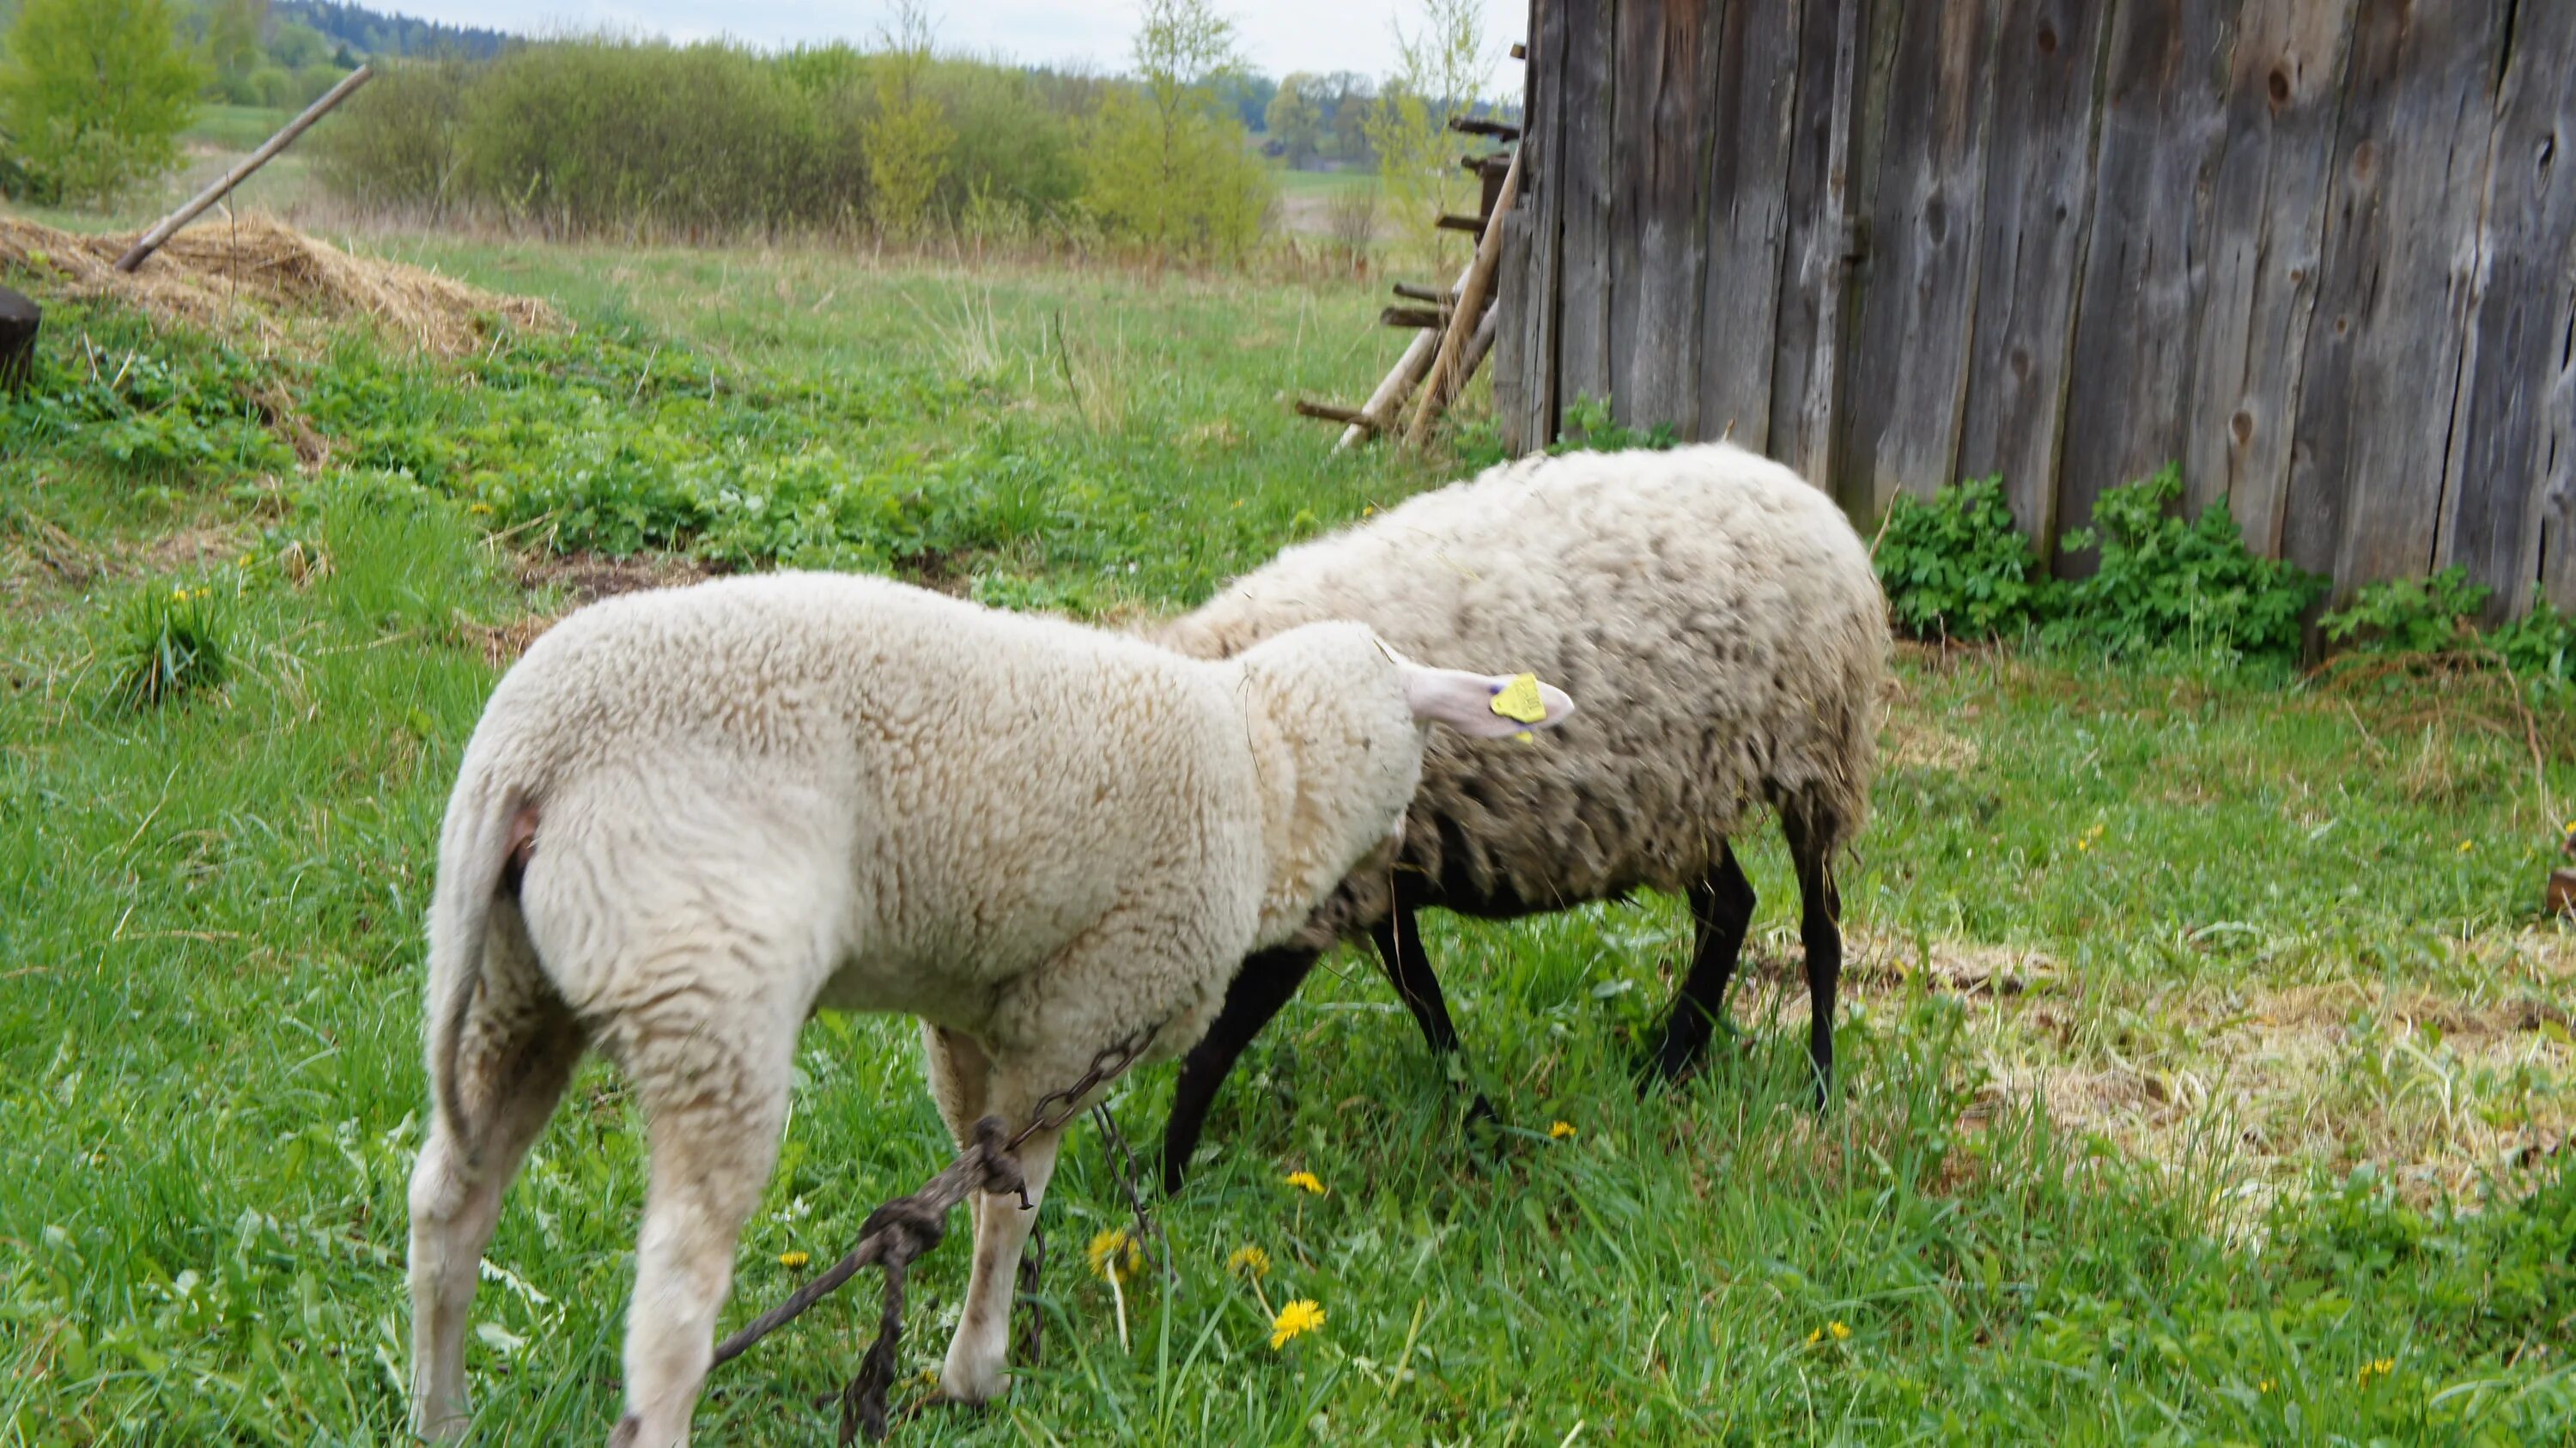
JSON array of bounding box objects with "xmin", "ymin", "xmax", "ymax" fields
[
  {"xmin": 1734, "ymin": 930, "xmax": 2576, "ymax": 1214},
  {"xmin": 0, "ymin": 213, "xmax": 562, "ymax": 356},
  {"xmin": 1882, "ymin": 716, "xmax": 1982, "ymax": 774},
  {"xmin": 516, "ymin": 551, "xmax": 707, "ymax": 607},
  {"xmin": 475, "ymin": 551, "xmax": 714, "ymax": 666}
]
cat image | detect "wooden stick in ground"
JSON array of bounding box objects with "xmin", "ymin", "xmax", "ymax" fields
[
  {"xmin": 114, "ymin": 65, "xmax": 374, "ymax": 273},
  {"xmin": 1406, "ymin": 146, "xmax": 1522, "ymax": 450}
]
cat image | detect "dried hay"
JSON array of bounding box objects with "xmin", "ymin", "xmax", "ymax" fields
[{"xmin": 0, "ymin": 213, "xmax": 562, "ymax": 356}]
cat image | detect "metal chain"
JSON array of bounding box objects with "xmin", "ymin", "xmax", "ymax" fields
[{"xmin": 709, "ymin": 1019, "xmax": 1169, "ymax": 1440}]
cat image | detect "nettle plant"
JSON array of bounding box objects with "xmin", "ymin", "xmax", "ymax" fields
[
  {"xmin": 2325, "ymin": 566, "xmax": 2576, "ymax": 697},
  {"xmin": 1874, "ymin": 466, "xmax": 2324, "ymax": 661},
  {"xmin": 2045, "ymin": 465, "xmax": 2324, "ymax": 662},
  {"xmin": 1872, "ymin": 476, "xmax": 2057, "ymax": 642}
]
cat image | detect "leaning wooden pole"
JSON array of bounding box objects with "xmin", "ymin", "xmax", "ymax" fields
[
  {"xmin": 1404, "ymin": 145, "xmax": 1522, "ymax": 450},
  {"xmin": 115, "ymin": 64, "xmax": 374, "ymax": 273},
  {"xmin": 1330, "ymin": 244, "xmax": 1486, "ymax": 452}
]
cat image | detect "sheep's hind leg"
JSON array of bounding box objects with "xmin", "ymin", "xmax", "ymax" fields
[
  {"xmin": 605, "ymin": 989, "xmax": 799, "ymax": 1448},
  {"xmin": 408, "ymin": 906, "xmax": 582, "ymax": 1441},
  {"xmin": 1780, "ymin": 808, "xmax": 1843, "ymax": 1107},
  {"xmin": 940, "ymin": 1117, "xmax": 1061, "ymax": 1404},
  {"xmin": 1159, "ymin": 945, "xmax": 1323, "ymax": 1194},
  {"xmin": 1370, "ymin": 907, "xmax": 1493, "ymax": 1129},
  {"xmin": 1643, "ymin": 843, "xmax": 1755, "ymax": 1088}
]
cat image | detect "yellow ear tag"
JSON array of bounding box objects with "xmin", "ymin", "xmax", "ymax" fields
[
  {"xmin": 1515, "ymin": 730, "xmax": 1535, "ymax": 745},
  {"xmin": 1490, "ymin": 672, "xmax": 1549, "ymax": 725}
]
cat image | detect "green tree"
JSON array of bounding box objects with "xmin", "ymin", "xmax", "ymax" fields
[
  {"xmin": 205, "ymin": 0, "xmax": 268, "ymax": 104},
  {"xmin": 1264, "ymin": 71, "xmax": 1321, "ymax": 167},
  {"xmin": 861, "ymin": 1, "xmax": 951, "ymax": 239},
  {"xmin": 1077, "ymin": 0, "xmax": 1267, "ymax": 259},
  {"xmin": 1, "ymin": 0, "xmax": 202, "ymax": 205},
  {"xmin": 1369, "ymin": 0, "xmax": 1492, "ymax": 262}
]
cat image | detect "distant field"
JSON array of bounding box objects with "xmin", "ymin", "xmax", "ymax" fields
[{"xmin": 3, "ymin": 222, "xmax": 2573, "ymax": 1444}]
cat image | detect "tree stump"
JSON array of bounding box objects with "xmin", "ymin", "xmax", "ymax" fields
[{"xmin": 0, "ymin": 285, "xmax": 37, "ymax": 394}]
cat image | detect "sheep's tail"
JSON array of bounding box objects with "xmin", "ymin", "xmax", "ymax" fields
[{"xmin": 424, "ymin": 768, "xmax": 535, "ymax": 1163}]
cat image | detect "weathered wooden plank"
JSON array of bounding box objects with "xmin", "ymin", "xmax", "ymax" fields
[
  {"xmin": 1605, "ymin": 0, "xmax": 1656, "ymax": 427},
  {"xmin": 2183, "ymin": 0, "xmax": 2358, "ymax": 555},
  {"xmin": 2437, "ymin": 1, "xmax": 2576, "ymax": 618},
  {"xmin": 1953, "ymin": 0, "xmax": 2112, "ymax": 551},
  {"xmin": 1555, "ymin": 0, "xmax": 1618, "ymax": 417},
  {"xmin": 1846, "ymin": 0, "xmax": 1999, "ymax": 514},
  {"xmin": 1766, "ymin": 0, "xmax": 1861, "ymax": 484},
  {"xmin": 2057, "ymin": 0, "xmax": 2245, "ymax": 576},
  {"xmin": 1694, "ymin": 0, "xmax": 1804, "ymax": 452},
  {"xmin": 2282, "ymin": 0, "xmax": 2508, "ymax": 600},
  {"xmin": 1502, "ymin": 0, "xmax": 1570, "ymax": 452},
  {"xmin": 2541, "ymin": 240, "xmax": 2576, "ymax": 613},
  {"xmin": 1613, "ymin": 0, "xmax": 1716, "ymax": 434}
]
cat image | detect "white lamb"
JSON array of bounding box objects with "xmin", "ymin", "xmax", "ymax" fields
[
  {"xmin": 1151, "ymin": 441, "xmax": 1888, "ymax": 1189},
  {"xmin": 403, "ymin": 571, "xmax": 1572, "ymax": 1445}
]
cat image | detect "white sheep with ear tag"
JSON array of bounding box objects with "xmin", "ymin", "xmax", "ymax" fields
[{"xmin": 402, "ymin": 570, "xmax": 1572, "ymax": 1447}]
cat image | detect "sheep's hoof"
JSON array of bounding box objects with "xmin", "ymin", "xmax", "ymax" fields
[{"xmin": 1461, "ymin": 1092, "xmax": 1500, "ymax": 1133}]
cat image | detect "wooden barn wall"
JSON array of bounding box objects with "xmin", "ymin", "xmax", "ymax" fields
[{"xmin": 1495, "ymin": 0, "xmax": 2576, "ymax": 615}]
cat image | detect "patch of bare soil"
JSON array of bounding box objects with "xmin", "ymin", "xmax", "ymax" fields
[
  {"xmin": 472, "ymin": 551, "xmax": 714, "ymax": 666},
  {"xmin": 516, "ymin": 551, "xmax": 708, "ymax": 607},
  {"xmin": 0, "ymin": 213, "xmax": 562, "ymax": 356},
  {"xmin": 1727, "ymin": 929, "xmax": 2576, "ymax": 1216}
]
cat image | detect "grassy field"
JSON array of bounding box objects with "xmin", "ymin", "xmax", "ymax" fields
[{"xmin": 4, "ymin": 216, "xmax": 2575, "ymax": 1446}]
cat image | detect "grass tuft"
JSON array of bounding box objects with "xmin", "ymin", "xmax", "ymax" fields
[{"xmin": 106, "ymin": 582, "xmax": 231, "ymax": 711}]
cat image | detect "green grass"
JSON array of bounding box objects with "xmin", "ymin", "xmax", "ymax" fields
[
  {"xmin": 4, "ymin": 240, "xmax": 2574, "ymax": 1445},
  {"xmin": 187, "ymin": 105, "xmax": 299, "ymax": 154}
]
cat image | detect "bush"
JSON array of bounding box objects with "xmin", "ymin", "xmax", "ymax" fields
[
  {"xmin": 2324, "ymin": 566, "xmax": 2576, "ymax": 696},
  {"xmin": 453, "ymin": 39, "xmax": 859, "ymax": 238},
  {"xmin": 1875, "ymin": 477, "xmax": 2057, "ymax": 642},
  {"xmin": 2321, "ymin": 566, "xmax": 2491, "ymax": 654},
  {"xmin": 310, "ymin": 58, "xmax": 470, "ymax": 212},
  {"xmin": 308, "ymin": 37, "xmax": 1092, "ymax": 242},
  {"xmin": 2046, "ymin": 465, "xmax": 2324, "ymax": 660},
  {"xmin": 0, "ymin": 0, "xmax": 202, "ymax": 206}
]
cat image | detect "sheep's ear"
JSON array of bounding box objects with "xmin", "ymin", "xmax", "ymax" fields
[{"xmin": 1400, "ymin": 666, "xmax": 1577, "ymax": 739}]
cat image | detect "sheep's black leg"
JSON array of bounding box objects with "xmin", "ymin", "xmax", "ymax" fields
[
  {"xmin": 1780, "ymin": 809, "xmax": 1843, "ymax": 1107},
  {"xmin": 1644, "ymin": 843, "xmax": 1756, "ymax": 1086},
  {"xmin": 1159, "ymin": 945, "xmax": 1321, "ymax": 1194},
  {"xmin": 1370, "ymin": 907, "xmax": 1493, "ymax": 1128}
]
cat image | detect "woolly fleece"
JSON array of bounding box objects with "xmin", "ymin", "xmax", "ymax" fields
[
  {"xmin": 404, "ymin": 572, "xmax": 1563, "ymax": 1445},
  {"xmin": 1155, "ymin": 441, "xmax": 1888, "ymax": 954}
]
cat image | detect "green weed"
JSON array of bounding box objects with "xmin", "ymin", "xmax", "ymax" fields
[{"xmin": 105, "ymin": 581, "xmax": 231, "ymax": 710}]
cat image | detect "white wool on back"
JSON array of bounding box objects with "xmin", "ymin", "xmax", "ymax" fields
[{"xmin": 1155, "ymin": 441, "xmax": 1888, "ymax": 951}]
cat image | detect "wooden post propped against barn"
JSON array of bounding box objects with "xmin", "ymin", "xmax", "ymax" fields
[
  {"xmin": 1291, "ymin": 105, "xmax": 1525, "ymax": 453},
  {"xmin": 114, "ymin": 64, "xmax": 374, "ymax": 273}
]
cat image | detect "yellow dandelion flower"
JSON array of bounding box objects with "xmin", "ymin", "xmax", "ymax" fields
[
  {"xmin": 1086, "ymin": 1227, "xmax": 1142, "ymax": 1284},
  {"xmin": 2257, "ymin": 1378, "xmax": 2274, "ymax": 1394},
  {"xmin": 1268, "ymin": 1299, "xmax": 1324, "ymax": 1349},
  {"xmin": 778, "ymin": 1250, "xmax": 810, "ymax": 1269},
  {"xmin": 1548, "ymin": 1121, "xmax": 1577, "ymax": 1141},
  {"xmin": 172, "ymin": 587, "xmax": 189, "ymax": 601},
  {"xmin": 1227, "ymin": 1244, "xmax": 1272, "ymax": 1279},
  {"xmin": 1363, "ymin": 505, "xmax": 1376, "ymax": 516},
  {"xmin": 1805, "ymin": 1328, "xmax": 1821, "ymax": 1347},
  {"xmin": 468, "ymin": 502, "xmax": 494, "ymax": 515},
  {"xmin": 1284, "ymin": 1171, "xmax": 1326, "ymax": 1196},
  {"xmin": 1828, "ymin": 1320, "xmax": 1851, "ymax": 1342},
  {"xmin": 2458, "ymin": 839, "xmax": 2476, "ymax": 854}
]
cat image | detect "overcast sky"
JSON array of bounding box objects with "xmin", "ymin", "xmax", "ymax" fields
[{"xmin": 380, "ymin": 1, "xmax": 1531, "ymax": 87}]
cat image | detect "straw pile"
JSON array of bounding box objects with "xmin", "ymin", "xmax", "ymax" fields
[{"xmin": 0, "ymin": 213, "xmax": 562, "ymax": 355}]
